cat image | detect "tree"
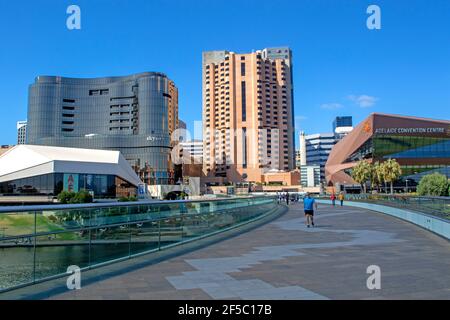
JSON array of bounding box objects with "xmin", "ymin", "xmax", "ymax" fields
[
  {"xmin": 57, "ymin": 191, "xmax": 75, "ymax": 204},
  {"xmin": 57, "ymin": 190, "xmax": 93, "ymax": 204},
  {"xmin": 380, "ymin": 159, "xmax": 402, "ymax": 194},
  {"xmin": 73, "ymin": 190, "xmax": 93, "ymax": 203},
  {"xmin": 371, "ymin": 161, "xmax": 384, "ymax": 192},
  {"xmin": 417, "ymin": 173, "xmax": 449, "ymax": 196},
  {"xmin": 351, "ymin": 160, "xmax": 372, "ymax": 193}
]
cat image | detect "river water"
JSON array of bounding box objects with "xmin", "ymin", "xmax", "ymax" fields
[{"xmin": 0, "ymin": 242, "xmax": 162, "ymax": 291}]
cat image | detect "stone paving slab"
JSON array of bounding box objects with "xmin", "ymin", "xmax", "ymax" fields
[{"xmin": 48, "ymin": 203, "xmax": 450, "ymax": 300}]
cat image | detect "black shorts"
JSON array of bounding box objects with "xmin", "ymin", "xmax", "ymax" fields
[{"xmin": 304, "ymin": 210, "xmax": 314, "ymax": 216}]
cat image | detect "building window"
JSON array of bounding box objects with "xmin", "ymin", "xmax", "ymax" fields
[
  {"xmin": 241, "ymin": 63, "xmax": 245, "ymax": 76},
  {"xmin": 89, "ymin": 89, "xmax": 109, "ymax": 96},
  {"xmin": 242, "ymin": 127, "xmax": 247, "ymax": 169},
  {"xmin": 241, "ymin": 81, "xmax": 246, "ymax": 122}
]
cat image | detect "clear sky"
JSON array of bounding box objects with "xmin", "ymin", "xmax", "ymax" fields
[{"xmin": 0, "ymin": 0, "xmax": 449, "ymax": 146}]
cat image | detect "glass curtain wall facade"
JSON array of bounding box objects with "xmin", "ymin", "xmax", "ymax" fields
[
  {"xmin": 326, "ymin": 113, "xmax": 450, "ymax": 191},
  {"xmin": 372, "ymin": 135, "xmax": 450, "ymax": 184},
  {"xmin": 27, "ymin": 72, "xmax": 175, "ymax": 185},
  {"xmin": 0, "ymin": 173, "xmax": 134, "ymax": 198}
]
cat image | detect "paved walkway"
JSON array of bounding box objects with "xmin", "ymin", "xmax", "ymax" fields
[{"xmin": 51, "ymin": 203, "xmax": 450, "ymax": 300}]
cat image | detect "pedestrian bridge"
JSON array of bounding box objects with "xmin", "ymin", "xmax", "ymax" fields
[{"xmin": 1, "ymin": 197, "xmax": 449, "ymax": 300}]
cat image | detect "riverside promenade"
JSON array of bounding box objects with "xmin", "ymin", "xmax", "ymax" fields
[{"xmin": 7, "ymin": 202, "xmax": 450, "ymax": 300}]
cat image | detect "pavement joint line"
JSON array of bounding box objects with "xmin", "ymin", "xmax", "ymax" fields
[{"xmin": 165, "ymin": 206, "xmax": 404, "ymax": 300}]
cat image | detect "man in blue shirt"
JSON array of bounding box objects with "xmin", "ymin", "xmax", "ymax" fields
[{"xmin": 303, "ymin": 193, "xmax": 318, "ymax": 228}]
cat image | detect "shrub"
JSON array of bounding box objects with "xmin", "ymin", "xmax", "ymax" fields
[
  {"xmin": 57, "ymin": 191, "xmax": 76, "ymax": 204},
  {"xmin": 57, "ymin": 190, "xmax": 93, "ymax": 204},
  {"xmin": 118, "ymin": 195, "xmax": 138, "ymax": 202},
  {"xmin": 417, "ymin": 173, "xmax": 449, "ymax": 196},
  {"xmin": 72, "ymin": 190, "xmax": 93, "ymax": 204}
]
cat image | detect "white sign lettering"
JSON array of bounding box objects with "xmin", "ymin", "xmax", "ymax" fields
[{"xmin": 375, "ymin": 127, "xmax": 446, "ymax": 134}]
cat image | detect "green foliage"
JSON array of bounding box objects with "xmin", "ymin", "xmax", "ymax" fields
[
  {"xmin": 268, "ymin": 181, "xmax": 283, "ymax": 186},
  {"xmin": 352, "ymin": 159, "xmax": 402, "ymax": 194},
  {"xmin": 381, "ymin": 159, "xmax": 402, "ymax": 184},
  {"xmin": 57, "ymin": 191, "xmax": 74, "ymax": 204},
  {"xmin": 417, "ymin": 173, "xmax": 449, "ymax": 197},
  {"xmin": 351, "ymin": 160, "xmax": 372, "ymax": 193},
  {"xmin": 371, "ymin": 161, "xmax": 382, "ymax": 186},
  {"xmin": 380, "ymin": 159, "xmax": 402, "ymax": 194},
  {"xmin": 57, "ymin": 190, "xmax": 93, "ymax": 204},
  {"xmin": 73, "ymin": 190, "xmax": 93, "ymax": 203},
  {"xmin": 179, "ymin": 192, "xmax": 188, "ymax": 199},
  {"xmin": 118, "ymin": 195, "xmax": 138, "ymax": 202}
]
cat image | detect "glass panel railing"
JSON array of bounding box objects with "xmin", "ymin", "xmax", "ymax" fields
[
  {"xmin": 320, "ymin": 194, "xmax": 450, "ymax": 220},
  {"xmin": 130, "ymin": 220, "xmax": 160, "ymax": 256},
  {"xmin": 0, "ymin": 211, "xmax": 36, "ymax": 239},
  {"xmin": 0, "ymin": 196, "xmax": 277, "ymax": 293},
  {"xmin": 0, "ymin": 236, "xmax": 35, "ymax": 290},
  {"xmin": 34, "ymin": 231, "xmax": 90, "ymax": 282}
]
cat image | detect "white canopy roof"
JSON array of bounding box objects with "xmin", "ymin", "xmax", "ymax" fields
[{"xmin": 0, "ymin": 145, "xmax": 142, "ymax": 186}]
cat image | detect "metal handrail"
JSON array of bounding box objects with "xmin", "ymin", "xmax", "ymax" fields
[{"xmin": 0, "ymin": 195, "xmax": 273, "ymax": 214}]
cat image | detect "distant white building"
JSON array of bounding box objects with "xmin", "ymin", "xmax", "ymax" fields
[
  {"xmin": 180, "ymin": 140, "xmax": 203, "ymax": 162},
  {"xmin": 17, "ymin": 121, "xmax": 27, "ymax": 145},
  {"xmin": 304, "ymin": 133, "xmax": 336, "ymax": 182},
  {"xmin": 300, "ymin": 165, "xmax": 321, "ymax": 187},
  {"xmin": 298, "ymin": 117, "xmax": 353, "ymax": 185}
]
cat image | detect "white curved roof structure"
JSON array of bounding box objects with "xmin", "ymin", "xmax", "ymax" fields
[{"xmin": 0, "ymin": 145, "xmax": 142, "ymax": 186}]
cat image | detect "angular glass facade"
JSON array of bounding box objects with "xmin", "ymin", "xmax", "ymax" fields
[
  {"xmin": 27, "ymin": 72, "xmax": 174, "ymax": 184},
  {"xmin": 372, "ymin": 135, "xmax": 450, "ymax": 184},
  {"xmin": 0, "ymin": 173, "xmax": 134, "ymax": 198},
  {"xmin": 326, "ymin": 113, "xmax": 450, "ymax": 190}
]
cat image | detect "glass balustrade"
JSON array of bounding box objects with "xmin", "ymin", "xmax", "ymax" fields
[{"xmin": 0, "ymin": 196, "xmax": 277, "ymax": 292}]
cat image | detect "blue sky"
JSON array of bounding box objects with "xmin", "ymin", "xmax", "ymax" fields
[{"xmin": 0, "ymin": 0, "xmax": 449, "ymax": 146}]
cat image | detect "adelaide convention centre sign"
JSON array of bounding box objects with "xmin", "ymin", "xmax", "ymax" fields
[{"xmin": 375, "ymin": 127, "xmax": 446, "ymax": 134}]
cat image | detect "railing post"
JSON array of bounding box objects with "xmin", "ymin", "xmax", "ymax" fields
[
  {"xmin": 32, "ymin": 210, "xmax": 37, "ymax": 284},
  {"xmin": 158, "ymin": 210, "xmax": 161, "ymax": 251},
  {"xmin": 128, "ymin": 205, "xmax": 131, "ymax": 258},
  {"xmin": 88, "ymin": 209, "xmax": 92, "ymax": 268},
  {"xmin": 180, "ymin": 203, "xmax": 184, "ymax": 241}
]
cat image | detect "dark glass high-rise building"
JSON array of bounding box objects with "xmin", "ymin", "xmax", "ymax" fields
[
  {"xmin": 27, "ymin": 72, "xmax": 178, "ymax": 184},
  {"xmin": 332, "ymin": 116, "xmax": 353, "ymax": 132}
]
